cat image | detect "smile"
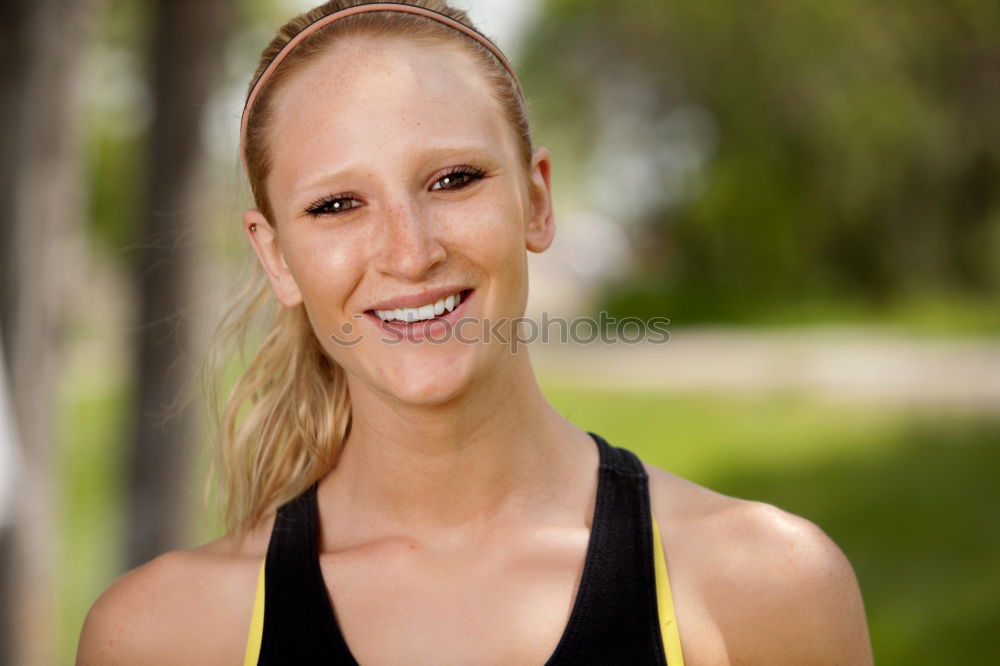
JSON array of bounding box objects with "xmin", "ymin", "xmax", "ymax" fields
[{"xmin": 369, "ymin": 289, "xmax": 471, "ymax": 323}]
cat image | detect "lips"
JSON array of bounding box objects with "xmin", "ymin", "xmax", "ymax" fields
[
  {"xmin": 363, "ymin": 289, "xmax": 474, "ymax": 341},
  {"xmin": 365, "ymin": 286, "xmax": 473, "ymax": 312},
  {"xmin": 372, "ymin": 290, "xmax": 464, "ymax": 323}
]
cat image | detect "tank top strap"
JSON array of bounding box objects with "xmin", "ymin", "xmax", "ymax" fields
[
  {"xmin": 594, "ymin": 430, "xmax": 649, "ymax": 479},
  {"xmin": 546, "ymin": 432, "xmax": 667, "ymax": 664},
  {"xmin": 258, "ymin": 482, "xmax": 357, "ymax": 663}
]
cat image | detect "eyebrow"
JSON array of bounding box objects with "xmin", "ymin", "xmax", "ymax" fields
[{"xmin": 291, "ymin": 143, "xmax": 502, "ymax": 197}]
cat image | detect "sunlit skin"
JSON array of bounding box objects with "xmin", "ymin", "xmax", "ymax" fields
[
  {"xmin": 75, "ymin": 33, "xmax": 873, "ymax": 666},
  {"xmin": 252, "ymin": 37, "xmax": 543, "ymax": 410},
  {"xmin": 240, "ymin": 37, "xmax": 606, "ymax": 661},
  {"xmin": 251, "ymin": 39, "xmax": 547, "ymax": 411}
]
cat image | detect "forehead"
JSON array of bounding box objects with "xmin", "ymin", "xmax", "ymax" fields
[{"xmin": 266, "ymin": 35, "xmax": 512, "ymax": 191}]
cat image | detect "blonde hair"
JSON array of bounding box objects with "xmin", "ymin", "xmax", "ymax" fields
[{"xmin": 210, "ymin": 0, "xmax": 532, "ymax": 535}]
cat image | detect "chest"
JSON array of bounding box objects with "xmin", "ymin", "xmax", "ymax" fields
[
  {"xmin": 256, "ymin": 442, "xmax": 668, "ymax": 664},
  {"xmin": 318, "ymin": 529, "xmax": 590, "ymax": 665}
]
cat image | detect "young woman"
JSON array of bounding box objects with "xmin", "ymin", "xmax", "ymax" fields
[{"xmin": 77, "ymin": 2, "xmax": 874, "ymax": 664}]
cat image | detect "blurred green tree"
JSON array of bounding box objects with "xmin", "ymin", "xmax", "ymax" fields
[{"xmin": 519, "ymin": 0, "xmax": 1000, "ymax": 324}]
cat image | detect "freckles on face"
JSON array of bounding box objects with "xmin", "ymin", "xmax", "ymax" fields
[
  {"xmin": 266, "ymin": 35, "xmax": 523, "ymax": 215},
  {"xmin": 259, "ymin": 35, "xmax": 533, "ymax": 397}
]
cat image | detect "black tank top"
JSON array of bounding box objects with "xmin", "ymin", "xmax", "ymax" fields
[{"xmin": 256, "ymin": 432, "xmax": 668, "ymax": 664}]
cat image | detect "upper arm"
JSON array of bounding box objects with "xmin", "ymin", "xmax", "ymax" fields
[
  {"xmin": 720, "ymin": 504, "xmax": 873, "ymax": 665},
  {"xmin": 76, "ymin": 557, "xmax": 173, "ymax": 666},
  {"xmin": 76, "ymin": 581, "xmax": 119, "ymax": 664},
  {"xmin": 76, "ymin": 548, "xmax": 260, "ymax": 666},
  {"xmin": 643, "ymin": 464, "xmax": 872, "ymax": 665}
]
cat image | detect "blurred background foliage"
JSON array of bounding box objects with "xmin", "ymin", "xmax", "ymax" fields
[
  {"xmin": 544, "ymin": 384, "xmax": 1000, "ymax": 665},
  {"xmin": 0, "ymin": 0, "xmax": 996, "ymax": 664},
  {"xmin": 519, "ymin": 0, "xmax": 1000, "ymax": 329}
]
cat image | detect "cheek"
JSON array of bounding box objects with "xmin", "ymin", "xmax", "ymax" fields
[
  {"xmin": 452, "ymin": 187, "xmax": 529, "ymax": 271},
  {"xmin": 282, "ymin": 229, "xmax": 363, "ymax": 319}
]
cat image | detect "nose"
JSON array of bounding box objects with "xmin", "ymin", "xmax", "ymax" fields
[{"xmin": 372, "ymin": 199, "xmax": 447, "ymax": 281}]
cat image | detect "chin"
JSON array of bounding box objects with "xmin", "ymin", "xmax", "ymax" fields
[
  {"xmin": 387, "ymin": 378, "xmax": 465, "ymax": 407},
  {"xmin": 373, "ymin": 348, "xmax": 485, "ymax": 407},
  {"xmin": 382, "ymin": 364, "xmax": 478, "ymax": 407}
]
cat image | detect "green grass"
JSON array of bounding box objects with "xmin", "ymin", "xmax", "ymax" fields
[
  {"xmin": 58, "ymin": 376, "xmax": 1000, "ymax": 665},
  {"xmin": 542, "ymin": 380, "xmax": 1000, "ymax": 665},
  {"xmin": 752, "ymin": 292, "xmax": 1000, "ymax": 338},
  {"xmin": 56, "ymin": 379, "xmax": 128, "ymax": 663},
  {"xmin": 604, "ymin": 286, "xmax": 1000, "ymax": 338}
]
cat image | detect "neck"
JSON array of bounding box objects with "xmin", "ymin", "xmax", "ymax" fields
[{"xmin": 322, "ymin": 351, "xmax": 589, "ymax": 532}]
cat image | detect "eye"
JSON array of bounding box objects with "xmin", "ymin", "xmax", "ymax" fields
[
  {"xmin": 430, "ymin": 166, "xmax": 486, "ymax": 191},
  {"xmin": 305, "ymin": 194, "xmax": 363, "ymax": 218}
]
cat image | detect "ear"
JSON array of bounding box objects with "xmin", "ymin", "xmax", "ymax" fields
[
  {"xmin": 243, "ymin": 209, "xmax": 303, "ymax": 307},
  {"xmin": 524, "ymin": 147, "xmax": 555, "ymax": 253}
]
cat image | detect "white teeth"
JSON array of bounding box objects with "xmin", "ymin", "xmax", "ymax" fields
[{"xmin": 373, "ymin": 292, "xmax": 465, "ymax": 322}]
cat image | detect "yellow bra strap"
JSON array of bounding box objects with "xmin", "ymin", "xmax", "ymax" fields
[
  {"xmin": 652, "ymin": 514, "xmax": 685, "ymax": 665},
  {"xmin": 243, "ymin": 557, "xmax": 266, "ymax": 666}
]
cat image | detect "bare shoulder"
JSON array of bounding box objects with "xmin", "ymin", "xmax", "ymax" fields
[
  {"xmin": 644, "ymin": 463, "xmax": 873, "ymax": 665},
  {"xmin": 76, "ymin": 515, "xmax": 274, "ymax": 666}
]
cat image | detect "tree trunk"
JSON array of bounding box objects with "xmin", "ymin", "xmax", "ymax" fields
[
  {"xmin": 127, "ymin": 0, "xmax": 233, "ymax": 567},
  {"xmin": 0, "ymin": 0, "xmax": 95, "ymax": 662}
]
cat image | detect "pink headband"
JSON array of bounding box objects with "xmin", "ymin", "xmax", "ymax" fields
[{"xmin": 239, "ymin": 2, "xmax": 525, "ymax": 169}]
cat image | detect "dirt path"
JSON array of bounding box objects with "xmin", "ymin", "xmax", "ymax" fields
[{"xmin": 529, "ymin": 325, "xmax": 1000, "ymax": 412}]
